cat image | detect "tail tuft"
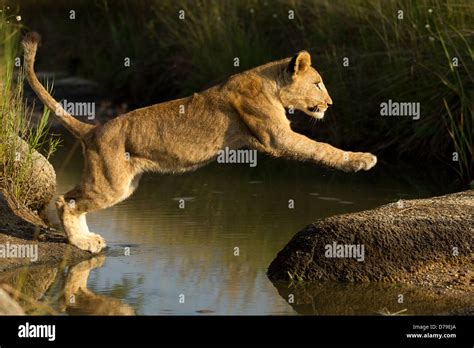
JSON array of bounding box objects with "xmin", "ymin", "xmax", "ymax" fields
[{"xmin": 22, "ymin": 32, "xmax": 41, "ymax": 49}]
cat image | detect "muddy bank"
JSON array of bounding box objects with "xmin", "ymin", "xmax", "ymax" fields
[
  {"xmin": 267, "ymin": 190, "xmax": 473, "ymax": 290},
  {"xmin": 0, "ymin": 192, "xmax": 92, "ymax": 272},
  {"xmin": 0, "ymin": 194, "xmax": 121, "ymax": 314}
]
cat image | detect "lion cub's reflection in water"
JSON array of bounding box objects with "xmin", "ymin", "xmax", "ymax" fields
[{"xmin": 59, "ymin": 256, "xmax": 135, "ymax": 315}]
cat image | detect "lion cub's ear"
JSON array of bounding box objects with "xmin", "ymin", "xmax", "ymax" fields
[{"xmin": 288, "ymin": 51, "xmax": 312, "ymax": 78}]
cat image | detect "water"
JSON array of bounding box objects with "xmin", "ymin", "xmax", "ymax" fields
[{"xmin": 9, "ymin": 142, "xmax": 460, "ymax": 315}]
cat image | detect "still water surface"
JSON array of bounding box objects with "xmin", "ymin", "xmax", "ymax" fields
[{"xmin": 27, "ymin": 144, "xmax": 459, "ymax": 315}]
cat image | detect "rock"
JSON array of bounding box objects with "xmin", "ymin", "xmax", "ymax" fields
[
  {"xmin": 0, "ymin": 135, "xmax": 94, "ymax": 271},
  {"xmin": 2, "ymin": 136, "xmax": 56, "ymax": 219},
  {"xmin": 267, "ymin": 190, "xmax": 474, "ymax": 283},
  {"xmin": 0, "ymin": 288, "xmax": 24, "ymax": 315}
]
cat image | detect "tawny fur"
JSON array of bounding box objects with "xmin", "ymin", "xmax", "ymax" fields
[{"xmin": 22, "ymin": 33, "xmax": 377, "ymax": 253}]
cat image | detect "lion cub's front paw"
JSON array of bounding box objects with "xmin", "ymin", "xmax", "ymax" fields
[{"xmin": 342, "ymin": 152, "xmax": 377, "ymax": 172}]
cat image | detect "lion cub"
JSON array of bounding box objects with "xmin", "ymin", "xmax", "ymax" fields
[{"xmin": 22, "ymin": 32, "xmax": 376, "ymax": 253}]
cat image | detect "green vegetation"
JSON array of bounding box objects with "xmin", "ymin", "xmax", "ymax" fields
[
  {"xmin": 0, "ymin": 9, "xmax": 59, "ymax": 205},
  {"xmin": 10, "ymin": 0, "xmax": 474, "ymax": 183}
]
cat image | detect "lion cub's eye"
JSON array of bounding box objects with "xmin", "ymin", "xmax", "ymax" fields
[{"xmin": 314, "ymin": 82, "xmax": 322, "ymax": 90}]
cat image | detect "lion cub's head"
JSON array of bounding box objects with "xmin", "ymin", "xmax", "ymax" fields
[{"xmin": 279, "ymin": 51, "xmax": 333, "ymax": 119}]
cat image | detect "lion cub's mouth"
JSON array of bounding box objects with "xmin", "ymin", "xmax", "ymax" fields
[{"xmin": 308, "ymin": 106, "xmax": 325, "ymax": 119}]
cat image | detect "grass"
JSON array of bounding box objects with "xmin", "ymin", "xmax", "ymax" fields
[
  {"xmin": 297, "ymin": 0, "xmax": 473, "ymax": 182},
  {"xmin": 10, "ymin": 0, "xmax": 474, "ymax": 184},
  {"xmin": 0, "ymin": 8, "xmax": 60, "ymax": 206}
]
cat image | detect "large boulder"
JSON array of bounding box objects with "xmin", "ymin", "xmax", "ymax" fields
[
  {"xmin": 0, "ymin": 136, "xmax": 93, "ymax": 272},
  {"xmin": 267, "ymin": 190, "xmax": 473, "ymax": 283},
  {"xmin": 4, "ymin": 136, "xmax": 57, "ymax": 217}
]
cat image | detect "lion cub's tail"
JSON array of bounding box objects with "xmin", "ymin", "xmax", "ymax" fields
[{"xmin": 22, "ymin": 32, "xmax": 95, "ymax": 139}]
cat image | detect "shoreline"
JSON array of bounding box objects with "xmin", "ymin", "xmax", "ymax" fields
[{"xmin": 0, "ymin": 193, "xmax": 92, "ymax": 273}]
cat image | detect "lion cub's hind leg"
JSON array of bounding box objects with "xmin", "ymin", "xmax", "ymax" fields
[
  {"xmin": 56, "ymin": 149, "xmax": 138, "ymax": 253},
  {"xmin": 56, "ymin": 195, "xmax": 107, "ymax": 253}
]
